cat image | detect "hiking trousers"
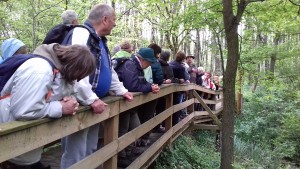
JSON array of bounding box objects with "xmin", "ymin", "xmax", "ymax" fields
[{"xmin": 60, "ymin": 123, "xmax": 100, "ymax": 169}]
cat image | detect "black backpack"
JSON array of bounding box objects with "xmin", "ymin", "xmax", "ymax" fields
[
  {"xmin": 42, "ymin": 24, "xmax": 95, "ymax": 45},
  {"xmin": 43, "ymin": 24, "xmax": 72, "ymax": 44}
]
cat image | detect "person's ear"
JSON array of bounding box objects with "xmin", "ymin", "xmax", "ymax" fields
[
  {"xmin": 103, "ymin": 16, "xmax": 108, "ymax": 24},
  {"xmin": 72, "ymin": 20, "xmax": 79, "ymax": 25}
]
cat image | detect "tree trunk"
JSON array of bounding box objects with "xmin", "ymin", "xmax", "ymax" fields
[
  {"xmin": 194, "ymin": 29, "xmax": 201, "ymax": 67},
  {"xmin": 215, "ymin": 31, "xmax": 224, "ymax": 75},
  {"xmin": 264, "ymin": 59, "xmax": 269, "ymax": 72},
  {"xmin": 183, "ymin": 40, "xmax": 188, "ymax": 54},
  {"xmin": 237, "ymin": 68, "xmax": 243, "ymax": 114},
  {"xmin": 252, "ymin": 64, "xmax": 260, "ymax": 93},
  {"xmin": 269, "ymin": 35, "xmax": 279, "ymax": 78},
  {"xmin": 111, "ymin": 0, "xmax": 115, "ymax": 9},
  {"xmin": 221, "ymin": 0, "xmax": 247, "ymax": 168},
  {"xmin": 151, "ymin": 27, "xmax": 156, "ymax": 43},
  {"xmin": 159, "ymin": 30, "xmax": 164, "ymax": 47},
  {"xmin": 31, "ymin": 0, "xmax": 37, "ymax": 50},
  {"xmin": 65, "ymin": 0, "xmax": 68, "ymax": 10}
]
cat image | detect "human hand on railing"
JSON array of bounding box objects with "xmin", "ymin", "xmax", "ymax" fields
[
  {"xmin": 163, "ymin": 79, "xmax": 172, "ymax": 84},
  {"xmin": 179, "ymin": 79, "xmax": 185, "ymax": 83},
  {"xmin": 151, "ymin": 84, "xmax": 160, "ymax": 94},
  {"xmin": 61, "ymin": 97, "xmax": 79, "ymax": 115},
  {"xmin": 91, "ymin": 99, "xmax": 108, "ymax": 114},
  {"xmin": 123, "ymin": 92, "xmax": 133, "ymax": 102}
]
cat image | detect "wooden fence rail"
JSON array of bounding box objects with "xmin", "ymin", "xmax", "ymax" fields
[{"xmin": 0, "ymin": 84, "xmax": 223, "ymax": 169}]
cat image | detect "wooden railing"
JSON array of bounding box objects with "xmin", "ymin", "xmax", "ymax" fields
[{"xmin": 0, "ymin": 83, "xmax": 223, "ymax": 169}]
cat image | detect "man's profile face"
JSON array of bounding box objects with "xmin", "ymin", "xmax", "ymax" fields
[
  {"xmin": 106, "ymin": 12, "xmax": 116, "ymax": 35},
  {"xmin": 186, "ymin": 57, "xmax": 193, "ymax": 64},
  {"xmin": 141, "ymin": 58, "xmax": 152, "ymax": 69}
]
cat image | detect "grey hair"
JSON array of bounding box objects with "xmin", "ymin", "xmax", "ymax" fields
[
  {"xmin": 197, "ymin": 66, "xmax": 204, "ymax": 72},
  {"xmin": 88, "ymin": 4, "xmax": 114, "ymax": 23},
  {"xmin": 61, "ymin": 10, "xmax": 78, "ymax": 24}
]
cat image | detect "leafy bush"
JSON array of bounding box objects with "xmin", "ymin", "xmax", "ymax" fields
[
  {"xmin": 236, "ymin": 79, "xmax": 300, "ymax": 165},
  {"xmin": 234, "ymin": 137, "xmax": 282, "ymax": 169},
  {"xmin": 275, "ymin": 111, "xmax": 300, "ymax": 163},
  {"xmin": 154, "ymin": 131, "xmax": 220, "ymax": 169}
]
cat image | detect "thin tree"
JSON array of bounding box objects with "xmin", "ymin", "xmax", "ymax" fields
[{"xmin": 221, "ymin": 0, "xmax": 263, "ymax": 168}]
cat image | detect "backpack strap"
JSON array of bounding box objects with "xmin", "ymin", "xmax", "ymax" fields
[
  {"xmin": 45, "ymin": 68, "xmax": 59, "ymax": 102},
  {"xmin": 0, "ymin": 55, "xmax": 58, "ymax": 101},
  {"xmin": 61, "ymin": 24, "xmax": 101, "ymax": 64},
  {"xmin": 29, "ymin": 55, "xmax": 59, "ymax": 102},
  {"xmin": 0, "ymin": 93, "xmax": 10, "ymax": 100}
]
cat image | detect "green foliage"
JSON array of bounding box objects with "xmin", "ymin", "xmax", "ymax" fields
[
  {"xmin": 275, "ymin": 112, "xmax": 300, "ymax": 163},
  {"xmin": 154, "ymin": 130, "xmax": 297, "ymax": 168},
  {"xmin": 154, "ymin": 76, "xmax": 299, "ymax": 168},
  {"xmin": 236, "ymin": 78, "xmax": 300, "ymax": 165},
  {"xmin": 234, "ymin": 137, "xmax": 282, "ymax": 169},
  {"xmin": 154, "ymin": 131, "xmax": 220, "ymax": 169}
]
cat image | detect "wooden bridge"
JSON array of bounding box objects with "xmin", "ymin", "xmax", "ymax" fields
[{"xmin": 0, "ymin": 83, "xmax": 223, "ymax": 169}]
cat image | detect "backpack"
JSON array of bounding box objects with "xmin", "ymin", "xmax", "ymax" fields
[
  {"xmin": 42, "ymin": 24, "xmax": 95, "ymax": 45},
  {"xmin": 43, "ymin": 24, "xmax": 101, "ymax": 83},
  {"xmin": 43, "ymin": 24, "xmax": 101, "ymax": 67},
  {"xmin": 0, "ymin": 54, "xmax": 56, "ymax": 96},
  {"xmin": 111, "ymin": 57, "xmax": 130, "ymax": 71}
]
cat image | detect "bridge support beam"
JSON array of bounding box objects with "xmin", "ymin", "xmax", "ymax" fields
[
  {"xmin": 192, "ymin": 90, "xmax": 222, "ymax": 129},
  {"xmin": 192, "ymin": 124, "xmax": 220, "ymax": 130}
]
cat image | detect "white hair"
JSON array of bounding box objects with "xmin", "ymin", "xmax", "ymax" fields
[
  {"xmin": 61, "ymin": 10, "xmax": 78, "ymax": 24},
  {"xmin": 197, "ymin": 66, "xmax": 204, "ymax": 72}
]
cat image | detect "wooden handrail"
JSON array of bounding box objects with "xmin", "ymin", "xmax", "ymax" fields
[{"xmin": 0, "ymin": 83, "xmax": 223, "ymax": 168}]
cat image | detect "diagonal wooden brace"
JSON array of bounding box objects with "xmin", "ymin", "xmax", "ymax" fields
[{"xmin": 193, "ymin": 90, "xmax": 222, "ymax": 129}]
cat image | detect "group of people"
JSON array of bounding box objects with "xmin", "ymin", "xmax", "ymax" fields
[
  {"xmin": 0, "ymin": 3, "xmax": 222, "ymax": 169},
  {"xmin": 185, "ymin": 55, "xmax": 222, "ymax": 91},
  {"xmin": 0, "ymin": 4, "xmax": 133, "ymax": 169}
]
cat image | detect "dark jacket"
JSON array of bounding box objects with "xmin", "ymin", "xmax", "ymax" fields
[
  {"xmin": 159, "ymin": 59, "xmax": 180, "ymax": 83},
  {"xmin": 115, "ymin": 56, "xmax": 152, "ymax": 93},
  {"xmin": 187, "ymin": 63, "xmax": 197, "ymax": 83},
  {"xmin": 169, "ymin": 60, "xmax": 188, "ymax": 81},
  {"xmin": 196, "ymin": 73, "xmax": 204, "ymax": 86},
  {"xmin": 151, "ymin": 59, "xmax": 164, "ymax": 85}
]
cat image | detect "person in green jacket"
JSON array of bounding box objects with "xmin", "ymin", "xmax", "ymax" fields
[{"xmin": 112, "ymin": 40, "xmax": 133, "ymax": 59}]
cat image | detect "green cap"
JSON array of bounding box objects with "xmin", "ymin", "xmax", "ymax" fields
[{"xmin": 137, "ymin": 48, "xmax": 156, "ymax": 63}]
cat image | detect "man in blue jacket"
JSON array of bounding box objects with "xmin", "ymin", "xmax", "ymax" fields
[{"xmin": 60, "ymin": 4, "xmax": 133, "ymax": 169}]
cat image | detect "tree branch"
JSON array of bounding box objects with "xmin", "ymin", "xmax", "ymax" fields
[
  {"xmin": 34, "ymin": 0, "xmax": 64, "ymax": 19},
  {"xmin": 288, "ymin": 0, "xmax": 300, "ymax": 6}
]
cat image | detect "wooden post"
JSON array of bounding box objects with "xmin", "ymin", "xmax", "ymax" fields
[
  {"xmin": 210, "ymin": 93, "xmax": 216, "ymax": 111},
  {"xmin": 187, "ymin": 90, "xmax": 194, "ymax": 114},
  {"xmin": 103, "ymin": 115, "xmax": 119, "ymax": 169},
  {"xmin": 164, "ymin": 93, "xmax": 173, "ymax": 146},
  {"xmin": 164, "ymin": 94, "xmax": 173, "ymax": 131}
]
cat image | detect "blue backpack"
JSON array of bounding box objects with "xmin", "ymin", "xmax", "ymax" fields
[{"xmin": 0, "ymin": 54, "xmax": 56, "ymax": 95}]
